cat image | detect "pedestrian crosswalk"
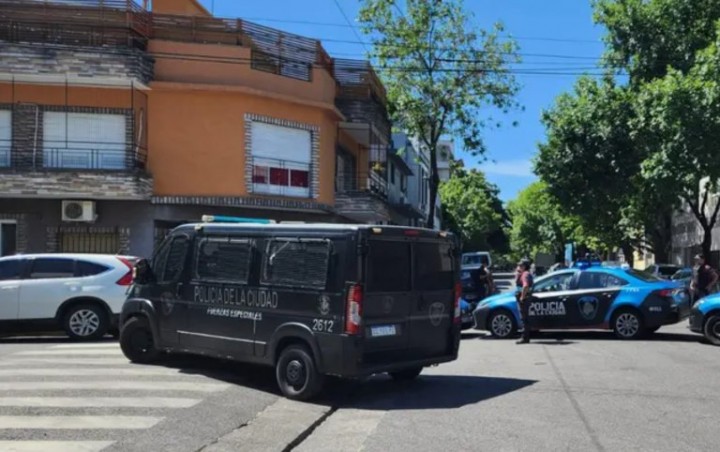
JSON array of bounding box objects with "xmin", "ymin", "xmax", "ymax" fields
[{"xmin": 0, "ymin": 342, "xmax": 231, "ymax": 452}]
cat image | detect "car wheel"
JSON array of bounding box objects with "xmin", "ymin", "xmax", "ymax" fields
[
  {"xmin": 120, "ymin": 317, "xmax": 160, "ymax": 364},
  {"xmin": 703, "ymin": 315, "xmax": 720, "ymax": 346},
  {"xmin": 389, "ymin": 367, "xmax": 423, "ymax": 381},
  {"xmin": 63, "ymin": 303, "xmax": 109, "ymax": 341},
  {"xmin": 488, "ymin": 309, "xmax": 517, "ymax": 339},
  {"xmin": 612, "ymin": 309, "xmax": 644, "ymax": 340},
  {"xmin": 276, "ymin": 345, "xmax": 324, "ymax": 401}
]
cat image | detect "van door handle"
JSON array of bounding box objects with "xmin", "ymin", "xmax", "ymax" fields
[{"xmin": 176, "ymin": 283, "xmax": 184, "ymax": 297}]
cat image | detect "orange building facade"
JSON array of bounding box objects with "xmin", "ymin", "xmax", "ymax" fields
[{"xmin": 0, "ymin": 0, "xmax": 412, "ymax": 258}]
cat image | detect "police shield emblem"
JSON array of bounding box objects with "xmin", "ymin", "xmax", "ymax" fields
[
  {"xmin": 578, "ymin": 296, "xmax": 599, "ymax": 321},
  {"xmin": 429, "ymin": 302, "xmax": 445, "ymax": 327}
]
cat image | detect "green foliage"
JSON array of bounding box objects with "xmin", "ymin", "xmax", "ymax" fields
[
  {"xmin": 507, "ymin": 182, "xmax": 591, "ymax": 259},
  {"xmin": 358, "ymin": 0, "xmax": 520, "ymax": 228},
  {"xmin": 439, "ymin": 169, "xmax": 504, "ymax": 251}
]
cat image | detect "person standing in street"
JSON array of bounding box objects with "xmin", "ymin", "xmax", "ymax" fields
[
  {"xmin": 515, "ymin": 259, "xmax": 534, "ymax": 344},
  {"xmin": 691, "ymin": 254, "xmax": 719, "ymax": 304},
  {"xmin": 473, "ymin": 263, "xmax": 489, "ymax": 300}
]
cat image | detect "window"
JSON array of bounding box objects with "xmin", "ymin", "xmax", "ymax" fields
[
  {"xmin": 76, "ymin": 261, "xmax": 109, "ymax": 277},
  {"xmin": 658, "ymin": 266, "xmax": 680, "ymax": 277},
  {"xmin": 195, "ymin": 237, "xmax": 252, "ymax": 284},
  {"xmin": 0, "ymin": 222, "xmax": 17, "ymax": 257},
  {"xmin": 0, "ymin": 260, "xmax": 21, "ymax": 281},
  {"xmin": 262, "ymin": 239, "xmax": 330, "ymax": 288},
  {"xmin": 627, "ymin": 269, "xmax": 662, "ymax": 282},
  {"xmin": 43, "ymin": 112, "xmax": 127, "ymax": 170},
  {"xmin": 251, "ymin": 122, "xmax": 312, "ymax": 198},
  {"xmin": 367, "ymin": 241, "xmax": 411, "ymax": 292},
  {"xmin": 29, "ymin": 258, "xmax": 75, "ymax": 279},
  {"xmin": 415, "ymin": 242, "xmax": 454, "ymax": 291},
  {"xmin": 0, "ymin": 110, "xmax": 10, "ymax": 167},
  {"xmin": 534, "ymin": 272, "xmax": 574, "ymax": 293},
  {"xmin": 154, "ymin": 236, "xmax": 189, "ymax": 283},
  {"xmin": 577, "ymin": 272, "xmax": 628, "ymax": 290}
]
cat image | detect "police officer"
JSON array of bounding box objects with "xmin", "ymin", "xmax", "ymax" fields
[{"xmin": 515, "ymin": 258, "xmax": 534, "ymax": 344}]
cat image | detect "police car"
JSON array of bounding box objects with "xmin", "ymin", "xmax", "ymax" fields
[
  {"xmin": 472, "ymin": 261, "xmax": 691, "ymax": 339},
  {"xmin": 689, "ymin": 294, "xmax": 720, "ymax": 345}
]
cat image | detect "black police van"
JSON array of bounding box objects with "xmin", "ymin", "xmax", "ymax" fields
[{"xmin": 120, "ymin": 216, "xmax": 462, "ymax": 400}]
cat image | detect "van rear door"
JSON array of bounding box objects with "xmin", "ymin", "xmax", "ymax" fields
[
  {"xmin": 363, "ymin": 239, "xmax": 412, "ymax": 355},
  {"xmin": 408, "ymin": 239, "xmax": 457, "ymax": 357}
]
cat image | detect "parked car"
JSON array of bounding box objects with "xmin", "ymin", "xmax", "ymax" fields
[
  {"xmin": 121, "ymin": 218, "xmax": 462, "ymax": 400},
  {"xmin": 644, "ymin": 263, "xmax": 681, "ymax": 280},
  {"xmin": 670, "ymin": 267, "xmax": 692, "ymax": 288},
  {"xmin": 0, "ymin": 253, "xmax": 137, "ymax": 340},
  {"xmin": 472, "ymin": 261, "xmax": 691, "ymax": 340},
  {"xmin": 461, "ymin": 251, "xmax": 492, "ymax": 269},
  {"xmin": 689, "ymin": 293, "xmax": 720, "ymax": 345}
]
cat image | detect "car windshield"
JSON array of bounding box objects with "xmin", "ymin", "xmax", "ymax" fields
[
  {"xmin": 626, "ymin": 269, "xmax": 663, "ymax": 282},
  {"xmin": 462, "ymin": 254, "xmax": 489, "ymax": 266}
]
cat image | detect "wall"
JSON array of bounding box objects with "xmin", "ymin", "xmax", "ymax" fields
[
  {"xmin": 0, "ymin": 43, "xmax": 153, "ymax": 85},
  {"xmin": 152, "ymin": 0, "xmax": 210, "ymax": 16},
  {"xmin": 148, "ymin": 41, "xmax": 337, "ymax": 106},
  {"xmin": 148, "ymin": 87, "xmax": 338, "ymax": 205}
]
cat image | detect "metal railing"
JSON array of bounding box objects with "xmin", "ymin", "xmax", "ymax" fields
[
  {"xmin": 0, "ymin": 143, "xmax": 147, "ymax": 171},
  {"xmin": 250, "ymin": 156, "xmax": 312, "ymax": 198},
  {"xmin": 335, "ymin": 171, "xmax": 388, "ymax": 198}
]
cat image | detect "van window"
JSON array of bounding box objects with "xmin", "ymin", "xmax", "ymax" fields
[
  {"xmin": 155, "ymin": 236, "xmax": 189, "ymax": 283},
  {"xmin": 367, "ymin": 241, "xmax": 411, "ymax": 292},
  {"xmin": 415, "ymin": 242, "xmax": 454, "ymax": 290},
  {"xmin": 195, "ymin": 238, "xmax": 252, "ymax": 284},
  {"xmin": 262, "ymin": 239, "xmax": 330, "ymax": 289}
]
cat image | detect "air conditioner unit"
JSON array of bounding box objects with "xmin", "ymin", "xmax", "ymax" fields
[{"xmin": 61, "ymin": 200, "xmax": 96, "ymax": 222}]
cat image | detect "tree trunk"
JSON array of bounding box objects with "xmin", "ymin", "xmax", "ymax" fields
[
  {"xmin": 649, "ymin": 211, "xmax": 672, "ymax": 263},
  {"xmin": 701, "ymin": 225, "xmax": 713, "ymax": 261},
  {"xmin": 426, "ymin": 174, "xmax": 439, "ymax": 229}
]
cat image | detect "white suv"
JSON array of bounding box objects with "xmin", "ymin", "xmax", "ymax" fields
[{"xmin": 0, "ymin": 254, "xmax": 137, "ymax": 340}]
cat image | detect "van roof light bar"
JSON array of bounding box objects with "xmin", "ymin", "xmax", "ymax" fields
[{"xmin": 201, "ymin": 215, "xmax": 276, "ymax": 224}]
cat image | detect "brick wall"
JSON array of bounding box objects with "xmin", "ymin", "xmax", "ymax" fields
[
  {"xmin": 0, "ymin": 43, "xmax": 154, "ymax": 84},
  {"xmin": 0, "ymin": 172, "xmax": 152, "ymax": 200}
]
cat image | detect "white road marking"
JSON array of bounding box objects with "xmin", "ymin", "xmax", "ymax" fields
[
  {"xmin": 13, "ymin": 349, "xmax": 124, "ymax": 356},
  {"xmin": 0, "ymin": 358, "xmax": 129, "ymax": 366},
  {"xmin": 294, "ymin": 409, "xmax": 387, "ymax": 452},
  {"xmin": 0, "ymin": 415, "xmax": 162, "ymax": 429},
  {"xmin": 0, "ymin": 440, "xmax": 114, "ymax": 452},
  {"xmin": 0, "ymin": 368, "xmax": 196, "ymax": 377},
  {"xmin": 0, "ymin": 397, "xmax": 201, "ymax": 408},
  {"xmin": 203, "ymin": 398, "xmax": 330, "ymax": 452},
  {"xmin": 0, "ymin": 381, "xmax": 229, "ymax": 392},
  {"xmin": 50, "ymin": 344, "xmax": 120, "ymax": 349}
]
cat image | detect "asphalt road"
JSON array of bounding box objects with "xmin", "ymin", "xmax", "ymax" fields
[{"xmin": 0, "ymin": 323, "xmax": 717, "ymax": 451}]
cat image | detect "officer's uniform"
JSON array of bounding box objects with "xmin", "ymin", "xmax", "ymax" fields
[{"xmin": 516, "ymin": 268, "xmax": 534, "ymax": 343}]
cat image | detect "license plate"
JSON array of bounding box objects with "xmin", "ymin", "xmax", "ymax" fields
[{"xmin": 370, "ymin": 325, "xmax": 397, "ymax": 337}]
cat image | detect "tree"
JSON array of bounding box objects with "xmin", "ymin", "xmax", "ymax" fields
[
  {"xmin": 439, "ymin": 169, "xmax": 504, "ymax": 251},
  {"xmin": 358, "ymin": 0, "xmax": 520, "ymax": 229},
  {"xmin": 507, "ymin": 181, "xmax": 589, "ymax": 261},
  {"xmin": 534, "ymin": 76, "xmax": 641, "ymax": 263},
  {"xmin": 633, "ymin": 32, "xmax": 720, "ymax": 258}
]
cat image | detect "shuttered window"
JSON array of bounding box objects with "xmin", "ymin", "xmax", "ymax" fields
[
  {"xmin": 250, "ymin": 122, "xmax": 311, "ymax": 198},
  {"xmin": 43, "ymin": 112, "xmax": 126, "ymax": 169},
  {"xmin": 0, "ymin": 110, "xmax": 10, "ymax": 167}
]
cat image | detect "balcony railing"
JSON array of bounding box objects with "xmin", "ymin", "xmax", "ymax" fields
[
  {"xmin": 251, "ymin": 156, "xmax": 311, "ymax": 198},
  {"xmin": 0, "ymin": 142, "xmax": 147, "ymax": 171},
  {"xmin": 336, "ymin": 171, "xmax": 388, "ymax": 198}
]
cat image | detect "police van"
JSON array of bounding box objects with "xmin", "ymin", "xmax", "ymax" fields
[{"xmin": 120, "ymin": 216, "xmax": 462, "ymax": 400}]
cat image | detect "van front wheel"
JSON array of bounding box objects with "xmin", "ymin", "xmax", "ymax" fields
[
  {"xmin": 276, "ymin": 345, "xmax": 324, "ymax": 401},
  {"xmin": 389, "ymin": 367, "xmax": 423, "ymax": 381}
]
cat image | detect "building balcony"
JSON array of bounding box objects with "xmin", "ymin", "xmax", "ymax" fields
[
  {"xmin": 333, "ymin": 59, "xmax": 391, "ymax": 155},
  {"xmin": 0, "ymin": 141, "xmax": 151, "ymax": 200}
]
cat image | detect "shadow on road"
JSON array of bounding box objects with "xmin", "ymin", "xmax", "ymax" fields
[
  {"xmin": 474, "ymin": 329, "xmax": 703, "ymax": 344},
  {"xmin": 0, "ymin": 334, "xmax": 117, "ymax": 344},
  {"xmin": 345, "ymin": 374, "xmax": 537, "ymax": 410}
]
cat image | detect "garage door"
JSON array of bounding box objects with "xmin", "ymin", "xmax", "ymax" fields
[{"xmin": 59, "ymin": 231, "xmax": 120, "ymax": 254}]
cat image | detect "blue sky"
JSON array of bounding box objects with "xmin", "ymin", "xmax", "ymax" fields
[{"xmin": 198, "ymin": 0, "xmax": 606, "ymax": 202}]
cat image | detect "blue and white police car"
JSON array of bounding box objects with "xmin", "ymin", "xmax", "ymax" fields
[
  {"xmin": 689, "ymin": 294, "xmax": 720, "ymax": 345},
  {"xmin": 472, "ymin": 262, "xmax": 691, "ymax": 339}
]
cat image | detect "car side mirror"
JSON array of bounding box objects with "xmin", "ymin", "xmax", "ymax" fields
[{"xmin": 133, "ymin": 258, "xmax": 155, "ymax": 285}]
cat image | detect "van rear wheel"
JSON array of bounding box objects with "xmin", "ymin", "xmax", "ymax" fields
[
  {"xmin": 276, "ymin": 345, "xmax": 324, "ymax": 401},
  {"xmin": 389, "ymin": 367, "xmax": 423, "ymax": 381}
]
